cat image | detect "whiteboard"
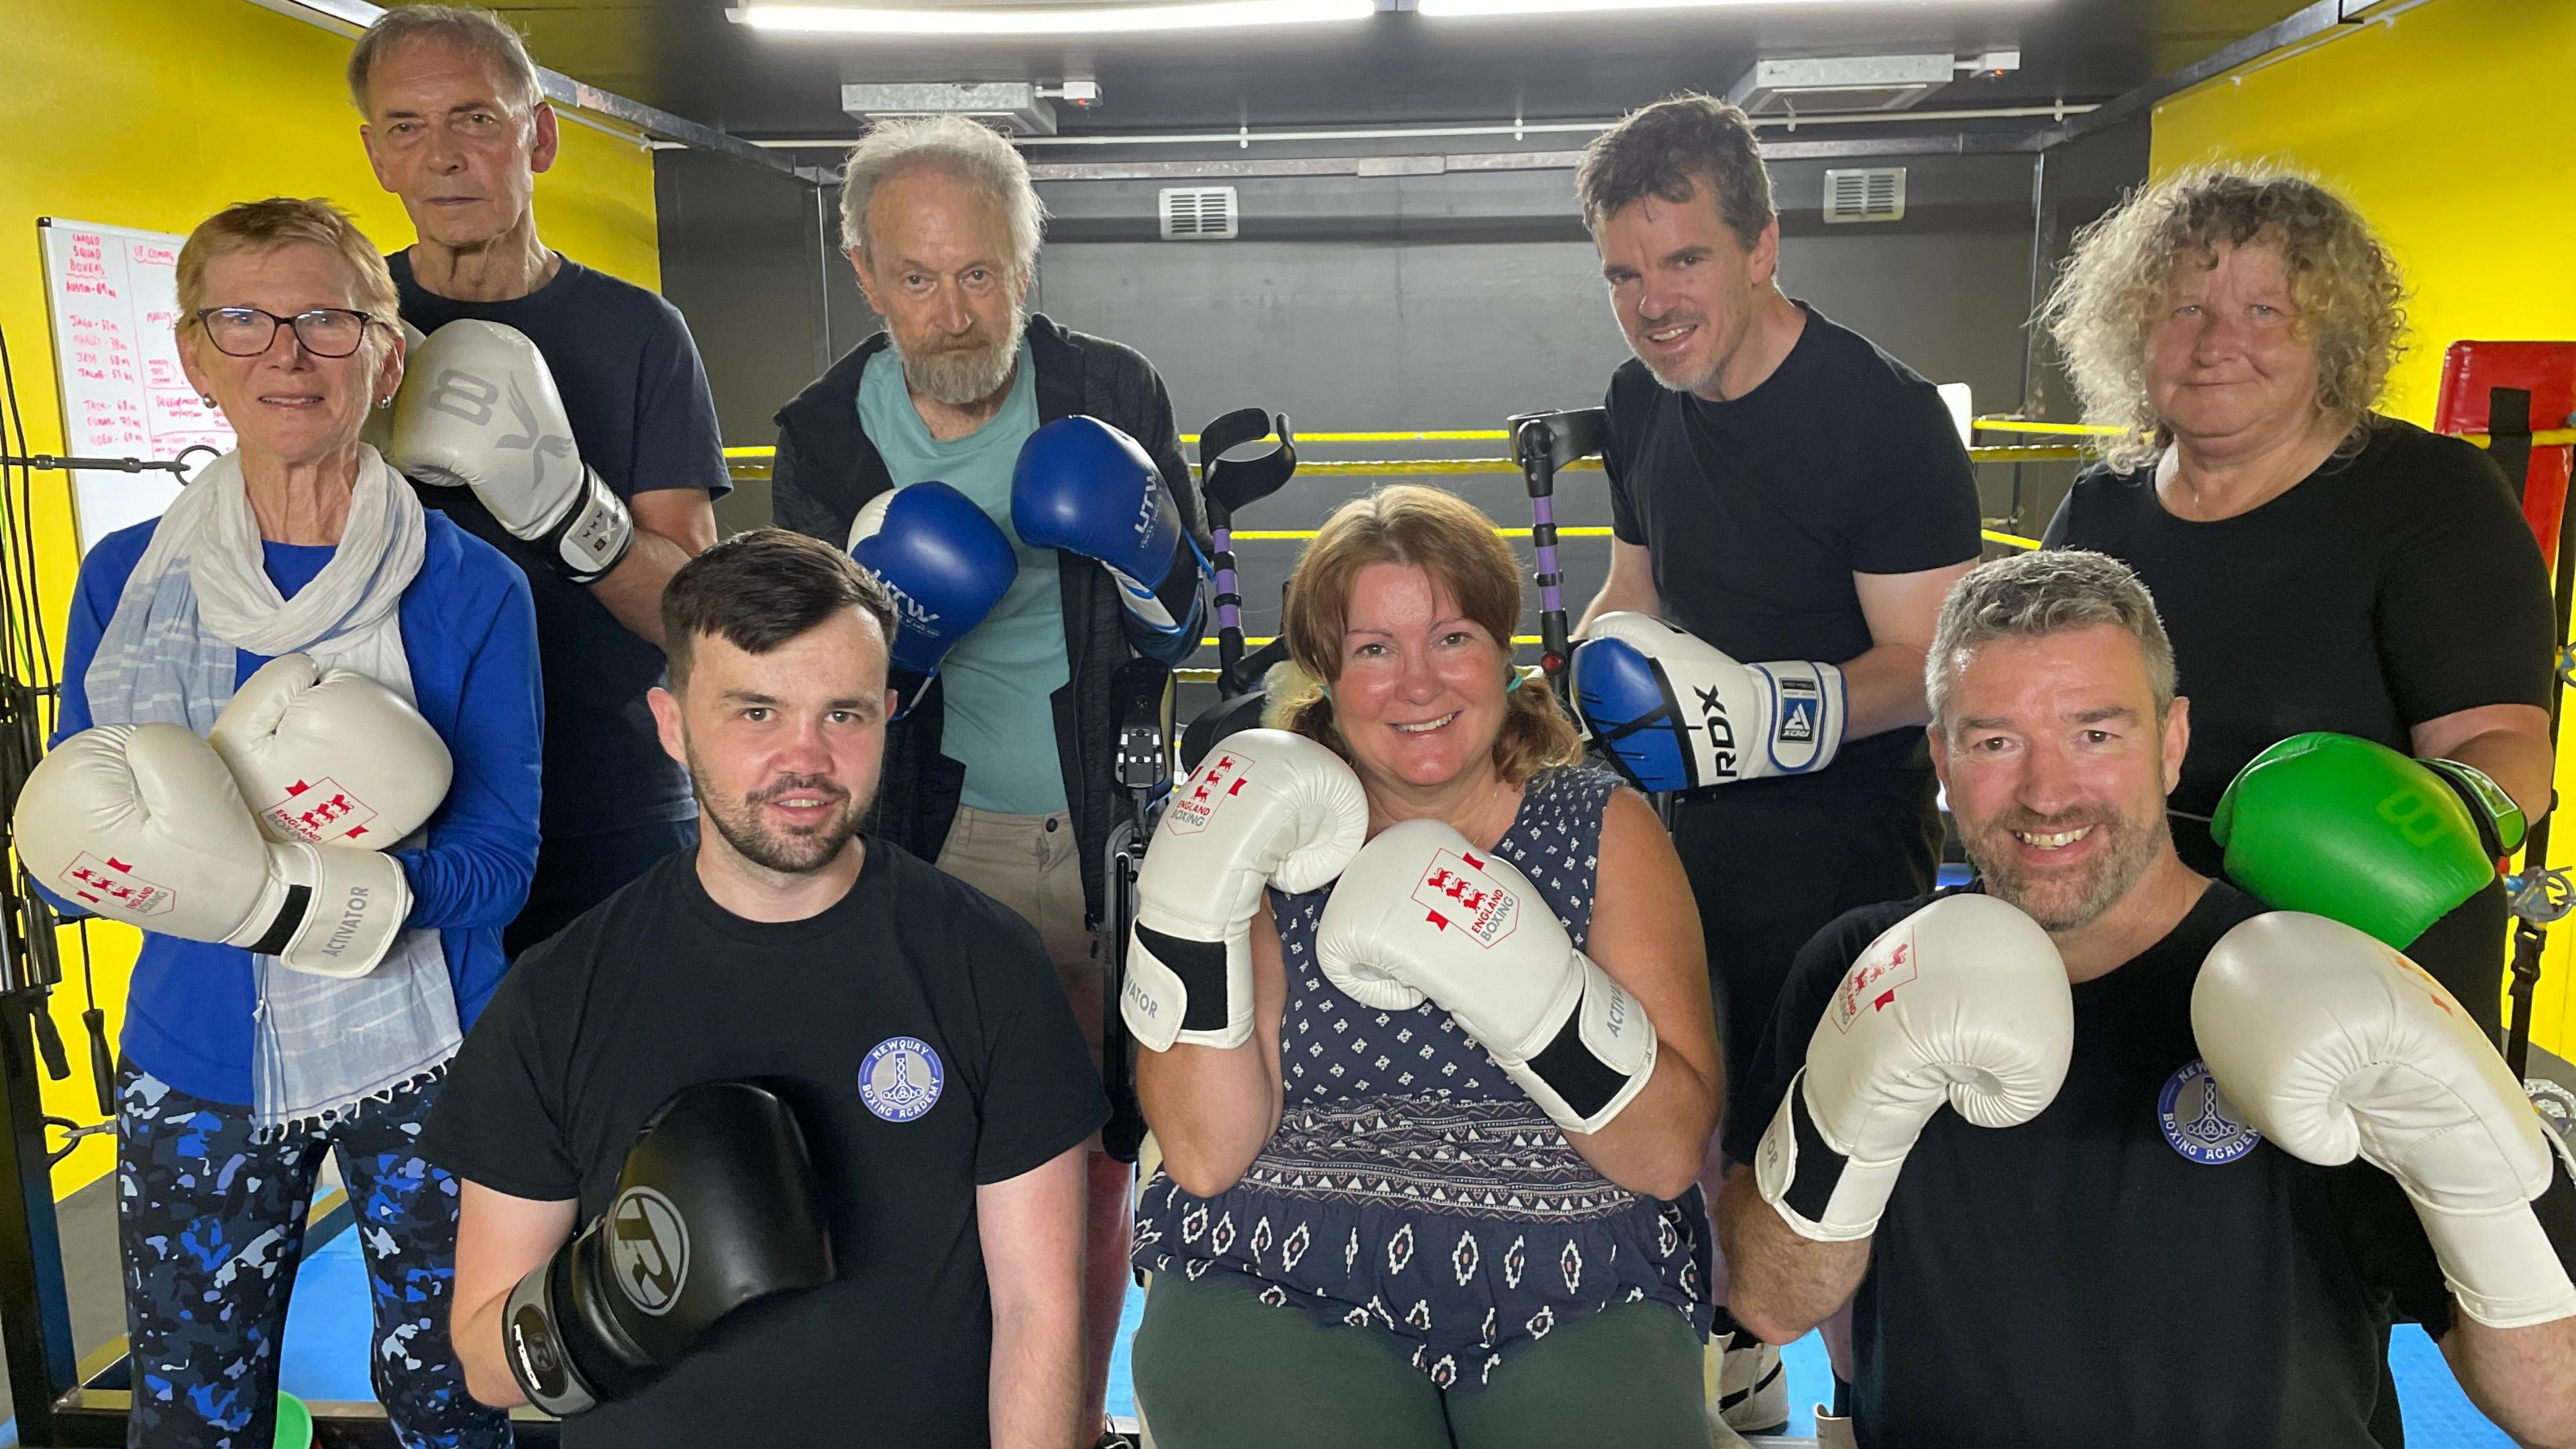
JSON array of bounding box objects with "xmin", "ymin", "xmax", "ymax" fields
[{"xmin": 36, "ymin": 218, "xmax": 232, "ymax": 553}]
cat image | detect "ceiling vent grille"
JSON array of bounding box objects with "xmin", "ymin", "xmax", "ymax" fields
[
  {"xmin": 1160, "ymin": 186, "xmax": 1239, "ymax": 241},
  {"xmin": 1823, "ymin": 168, "xmax": 1907, "ymax": 224}
]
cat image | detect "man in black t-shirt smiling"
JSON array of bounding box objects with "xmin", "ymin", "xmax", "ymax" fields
[
  {"xmin": 1567, "ymin": 93, "xmax": 1984, "ymax": 1430},
  {"xmin": 351, "ymin": 7, "xmax": 726, "ymax": 953},
  {"xmin": 423, "ymin": 530, "xmax": 1105, "ymax": 1447},
  {"xmin": 1717, "ymin": 549, "xmax": 2576, "ymax": 1448}
]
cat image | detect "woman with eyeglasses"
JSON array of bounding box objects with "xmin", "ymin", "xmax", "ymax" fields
[{"xmin": 31, "ymin": 197, "xmax": 539, "ymax": 1448}]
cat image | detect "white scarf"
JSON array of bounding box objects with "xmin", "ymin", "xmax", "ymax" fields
[{"xmin": 84, "ymin": 446, "xmax": 460, "ymax": 1136}]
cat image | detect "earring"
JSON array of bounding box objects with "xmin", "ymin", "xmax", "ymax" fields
[
  {"xmin": 199, "ymin": 394, "xmax": 216, "ymax": 407},
  {"xmin": 376, "ymin": 396, "xmax": 394, "ymax": 410}
]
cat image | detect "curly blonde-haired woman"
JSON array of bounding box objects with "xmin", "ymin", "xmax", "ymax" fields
[
  {"xmin": 2040, "ymin": 163, "xmax": 2553, "ymax": 1028},
  {"xmin": 1127, "ymin": 485, "xmax": 1721, "ymax": 1449}
]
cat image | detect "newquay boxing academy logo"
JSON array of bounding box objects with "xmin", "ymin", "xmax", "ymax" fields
[
  {"xmin": 859, "ymin": 1035, "xmax": 945, "ymax": 1122},
  {"xmin": 58, "ymin": 852, "xmax": 174, "ymax": 917},
  {"xmin": 1411, "ymin": 848, "xmax": 1519, "ymax": 948},
  {"xmin": 2157, "ymin": 1058, "xmax": 2261, "ymax": 1165},
  {"xmin": 608, "ymin": 1185, "xmax": 692, "ymax": 1317},
  {"xmin": 1829, "ymin": 932, "xmax": 1917, "ymax": 1034},
  {"xmin": 255, "ymin": 776, "xmax": 381, "ymax": 845},
  {"xmin": 1167, "ymin": 747, "xmax": 1254, "ymax": 835}
]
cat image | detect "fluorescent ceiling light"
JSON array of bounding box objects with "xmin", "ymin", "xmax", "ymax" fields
[
  {"xmin": 733, "ymin": 1, "xmax": 1375, "ymax": 35},
  {"xmin": 1421, "ymin": 0, "xmax": 2035, "ymax": 13}
]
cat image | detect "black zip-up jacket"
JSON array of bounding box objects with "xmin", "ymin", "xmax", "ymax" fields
[{"xmin": 769, "ymin": 313, "xmax": 1208, "ymax": 922}]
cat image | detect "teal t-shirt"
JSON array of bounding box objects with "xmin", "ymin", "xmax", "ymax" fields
[{"xmin": 857, "ymin": 342, "xmax": 1070, "ymax": 814}]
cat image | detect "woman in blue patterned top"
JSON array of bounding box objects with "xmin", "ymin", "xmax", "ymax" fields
[{"xmin": 1126, "ymin": 485, "xmax": 1721, "ymax": 1448}]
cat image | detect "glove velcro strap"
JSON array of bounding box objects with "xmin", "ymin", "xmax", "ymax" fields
[
  {"xmin": 2414, "ymin": 1133, "xmax": 2576, "ymax": 1328},
  {"xmin": 541, "ymin": 468, "xmax": 635, "ymax": 584},
  {"xmin": 1126, "ymin": 923, "xmax": 1250, "ymax": 1051},
  {"xmin": 270, "ymin": 849, "xmax": 411, "ymax": 979},
  {"xmin": 1753, "ymin": 1071, "xmax": 1894, "ymax": 1243},
  {"xmin": 504, "ymin": 1254, "xmax": 602, "ymax": 1417},
  {"xmin": 2422, "ymin": 757, "xmax": 2526, "ymax": 858},
  {"xmin": 1515, "ymin": 957, "xmax": 1656, "ymax": 1134},
  {"xmin": 2417, "ymin": 1193, "xmax": 2576, "ymax": 1328},
  {"xmin": 242, "ymin": 883, "xmax": 313, "ymax": 958}
]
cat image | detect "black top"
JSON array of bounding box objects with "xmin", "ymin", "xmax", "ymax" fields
[
  {"xmin": 1720, "ymin": 880, "xmax": 2574, "ymax": 1448},
  {"xmin": 392, "ymin": 251, "xmax": 727, "ymax": 839},
  {"xmin": 769, "ymin": 313, "xmax": 1209, "ymax": 920},
  {"xmin": 2043, "ymin": 417, "xmax": 2553, "ymax": 871},
  {"xmin": 420, "ymin": 844, "xmax": 1108, "ymax": 1448},
  {"xmin": 1601, "ymin": 303, "xmax": 1982, "ymax": 796}
]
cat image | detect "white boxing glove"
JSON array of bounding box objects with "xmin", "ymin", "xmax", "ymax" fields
[
  {"xmin": 1572, "ymin": 612, "xmax": 1845, "ymax": 788},
  {"xmin": 1122, "ymin": 729, "xmax": 1368, "ymax": 1052},
  {"xmin": 392, "ymin": 321, "xmax": 634, "ymax": 583},
  {"xmin": 1756, "ymin": 894, "xmax": 2073, "ymax": 1241},
  {"xmin": 2195, "ymin": 912, "xmax": 2576, "ymax": 1328},
  {"xmin": 15, "ymin": 724, "xmax": 411, "ymax": 979},
  {"xmin": 210, "ymin": 655, "xmax": 453, "ymax": 849},
  {"xmin": 1314, "ymin": 818, "xmax": 1656, "ymax": 1134}
]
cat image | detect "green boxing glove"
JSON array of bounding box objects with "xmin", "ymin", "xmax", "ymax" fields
[{"xmin": 2212, "ymin": 732, "xmax": 2523, "ymax": 949}]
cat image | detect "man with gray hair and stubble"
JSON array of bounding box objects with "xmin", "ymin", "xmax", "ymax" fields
[
  {"xmin": 1713, "ymin": 549, "xmax": 2576, "ymax": 1447},
  {"xmin": 771, "ymin": 113, "xmax": 1208, "ymax": 1448}
]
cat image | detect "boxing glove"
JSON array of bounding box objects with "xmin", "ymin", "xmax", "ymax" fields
[
  {"xmin": 15, "ymin": 724, "xmax": 411, "ymax": 979},
  {"xmin": 1122, "ymin": 729, "xmax": 1367, "ymax": 1053},
  {"xmin": 209, "ymin": 654, "xmax": 453, "ymax": 849},
  {"xmin": 358, "ymin": 320, "xmax": 430, "ymax": 459},
  {"xmin": 1571, "ymin": 612, "xmax": 1845, "ymax": 790},
  {"xmin": 1012, "ymin": 417, "xmax": 1203, "ymax": 643},
  {"xmin": 2212, "ymin": 732, "xmax": 2511, "ymax": 949},
  {"xmin": 502, "ymin": 1082, "xmax": 835, "ymax": 1417},
  {"xmin": 1315, "ymin": 819, "xmax": 1657, "ymax": 1134},
  {"xmin": 392, "ymin": 321, "xmax": 634, "ymax": 584},
  {"xmin": 2195, "ymin": 912, "xmax": 2576, "ymax": 1328},
  {"xmin": 1755, "ymin": 894, "xmax": 2073, "ymax": 1242},
  {"xmin": 845, "ymin": 481, "xmax": 1018, "ymax": 714}
]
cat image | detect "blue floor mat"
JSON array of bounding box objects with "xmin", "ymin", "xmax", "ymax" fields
[{"xmin": 248, "ymin": 1222, "xmax": 2512, "ymax": 1446}]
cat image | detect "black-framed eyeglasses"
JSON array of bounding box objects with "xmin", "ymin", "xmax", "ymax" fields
[{"xmin": 191, "ymin": 307, "xmax": 380, "ymax": 359}]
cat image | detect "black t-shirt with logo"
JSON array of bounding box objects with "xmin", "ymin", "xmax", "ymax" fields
[
  {"xmin": 391, "ymin": 250, "xmax": 727, "ymax": 841},
  {"xmin": 1599, "ymin": 303, "xmax": 1982, "ymax": 799},
  {"xmin": 1723, "ymin": 879, "xmax": 2576, "ymax": 1448},
  {"xmin": 421, "ymin": 843, "xmax": 1107, "ymax": 1448}
]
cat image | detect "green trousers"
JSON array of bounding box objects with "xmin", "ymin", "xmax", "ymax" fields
[{"xmin": 1132, "ymin": 1273, "xmax": 1707, "ymax": 1449}]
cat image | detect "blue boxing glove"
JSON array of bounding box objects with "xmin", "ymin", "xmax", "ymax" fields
[
  {"xmin": 1011, "ymin": 417, "xmax": 1205, "ymax": 647},
  {"xmin": 1570, "ymin": 612, "xmax": 1845, "ymax": 790},
  {"xmin": 847, "ymin": 481, "xmax": 1018, "ymax": 717}
]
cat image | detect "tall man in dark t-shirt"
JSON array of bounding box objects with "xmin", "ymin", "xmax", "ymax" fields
[
  {"xmin": 1719, "ymin": 549, "xmax": 2576, "ymax": 1447},
  {"xmin": 351, "ymin": 7, "xmax": 723, "ymax": 953},
  {"xmin": 1566, "ymin": 95, "xmax": 1982, "ymax": 1432},
  {"xmin": 425, "ymin": 530, "xmax": 1104, "ymax": 1446}
]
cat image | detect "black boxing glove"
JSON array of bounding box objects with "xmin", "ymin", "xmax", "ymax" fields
[{"xmin": 502, "ymin": 1082, "xmax": 834, "ymax": 1416}]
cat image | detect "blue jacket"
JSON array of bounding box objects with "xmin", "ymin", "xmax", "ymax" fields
[{"xmin": 52, "ymin": 511, "xmax": 542, "ymax": 1107}]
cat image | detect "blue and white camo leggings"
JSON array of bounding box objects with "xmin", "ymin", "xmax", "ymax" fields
[{"xmin": 116, "ymin": 1067, "xmax": 511, "ymax": 1449}]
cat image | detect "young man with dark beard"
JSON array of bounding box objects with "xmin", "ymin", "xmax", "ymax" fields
[
  {"xmin": 1715, "ymin": 549, "xmax": 2576, "ymax": 1447},
  {"xmin": 424, "ymin": 530, "xmax": 1105, "ymax": 1447}
]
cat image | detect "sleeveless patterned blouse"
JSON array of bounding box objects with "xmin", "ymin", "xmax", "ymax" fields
[{"xmin": 1132, "ymin": 765, "xmax": 1711, "ymax": 1390}]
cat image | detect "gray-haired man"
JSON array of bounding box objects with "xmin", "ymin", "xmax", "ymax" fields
[
  {"xmin": 1714, "ymin": 549, "xmax": 2576, "ymax": 1447},
  {"xmin": 350, "ymin": 5, "xmax": 724, "ymax": 953},
  {"xmin": 770, "ymin": 114, "xmax": 1207, "ymax": 1445}
]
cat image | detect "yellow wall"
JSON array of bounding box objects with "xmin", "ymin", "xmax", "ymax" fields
[
  {"xmin": 2152, "ymin": 0, "xmax": 2576, "ymax": 1063},
  {"xmin": 0, "ymin": 0, "xmax": 663, "ymax": 1193}
]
